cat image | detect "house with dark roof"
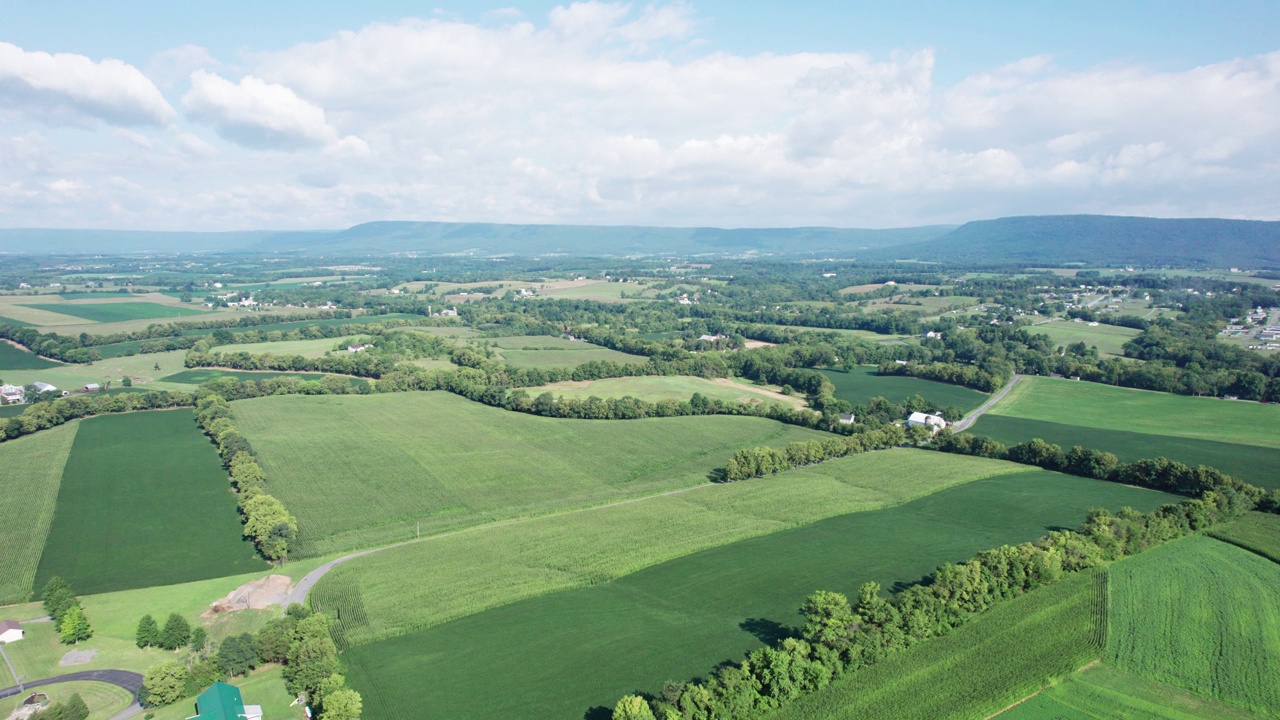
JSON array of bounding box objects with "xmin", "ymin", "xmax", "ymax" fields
[
  {"xmin": 0, "ymin": 620, "xmax": 23, "ymax": 644},
  {"xmin": 187, "ymin": 682, "xmax": 262, "ymax": 720}
]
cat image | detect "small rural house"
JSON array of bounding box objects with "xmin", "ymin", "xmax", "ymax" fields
[
  {"xmin": 906, "ymin": 412, "xmax": 947, "ymax": 433},
  {"xmin": 838, "ymin": 412, "xmax": 856, "ymax": 425},
  {"xmin": 0, "ymin": 621, "xmax": 23, "ymax": 644},
  {"xmin": 0, "ymin": 384, "xmax": 23, "ymax": 404},
  {"xmin": 187, "ymin": 682, "xmax": 261, "ymax": 720},
  {"xmin": 84, "ymin": 383, "xmax": 102, "ymax": 392}
]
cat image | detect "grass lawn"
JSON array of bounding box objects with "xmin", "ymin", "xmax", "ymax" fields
[
  {"xmin": 0, "ymin": 340, "xmax": 61, "ymax": 370},
  {"xmin": 990, "ymin": 376, "xmax": 1280, "ymax": 449},
  {"xmin": 1107, "ymin": 536, "xmax": 1280, "ymax": 715},
  {"xmin": 143, "ymin": 666, "xmax": 305, "ymax": 720},
  {"xmin": 999, "ymin": 664, "xmax": 1266, "ymax": 720},
  {"xmin": 0, "ymin": 423, "xmax": 78, "ymax": 604},
  {"xmin": 0, "ymin": 679, "xmax": 134, "ymax": 720},
  {"xmin": 1026, "ymin": 320, "xmax": 1143, "ymax": 358},
  {"xmin": 233, "ymin": 391, "xmax": 830, "ymax": 555},
  {"xmin": 821, "ymin": 366, "xmax": 988, "ymax": 413},
  {"xmin": 33, "ymin": 410, "xmax": 267, "ymax": 595},
  {"xmin": 19, "ymin": 302, "xmax": 208, "ymax": 323},
  {"xmin": 341, "ymin": 472, "xmax": 1176, "ymax": 720},
  {"xmin": 966, "ymin": 414, "xmax": 1280, "ymax": 489},
  {"xmin": 527, "ymin": 375, "xmax": 807, "ymax": 409},
  {"xmin": 211, "ymin": 336, "xmax": 361, "ymax": 358},
  {"xmin": 313, "ymin": 451, "xmax": 1031, "ymax": 645},
  {"xmin": 1208, "ymin": 512, "xmax": 1280, "ymax": 564},
  {"xmin": 478, "ymin": 335, "xmax": 648, "ymax": 368}
]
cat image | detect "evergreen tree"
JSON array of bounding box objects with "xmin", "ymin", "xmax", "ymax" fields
[
  {"xmin": 58, "ymin": 605, "xmax": 92, "ymax": 644},
  {"xmin": 135, "ymin": 614, "xmax": 159, "ymax": 648},
  {"xmin": 160, "ymin": 613, "xmax": 191, "ymax": 650},
  {"xmin": 41, "ymin": 577, "xmax": 77, "ymax": 624}
]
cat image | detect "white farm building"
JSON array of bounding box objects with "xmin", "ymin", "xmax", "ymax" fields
[{"xmin": 906, "ymin": 412, "xmax": 947, "ymax": 433}]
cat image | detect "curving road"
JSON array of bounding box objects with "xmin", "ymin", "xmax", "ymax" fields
[
  {"xmin": 0, "ymin": 669, "xmax": 143, "ymax": 720},
  {"xmin": 951, "ymin": 373, "xmax": 1022, "ymax": 432}
]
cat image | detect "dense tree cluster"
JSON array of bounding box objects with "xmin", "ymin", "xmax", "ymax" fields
[
  {"xmin": 42, "ymin": 577, "xmax": 92, "ymax": 645},
  {"xmin": 877, "ymin": 360, "xmax": 1009, "ymax": 393},
  {"xmin": 30, "ymin": 693, "xmax": 88, "ymax": 720},
  {"xmin": 0, "ymin": 390, "xmax": 194, "ymax": 444},
  {"xmin": 723, "ymin": 426, "xmax": 906, "ymax": 481}
]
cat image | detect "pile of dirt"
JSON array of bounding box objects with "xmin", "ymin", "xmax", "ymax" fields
[
  {"xmin": 203, "ymin": 574, "xmax": 293, "ymax": 616},
  {"xmin": 59, "ymin": 649, "xmax": 96, "ymax": 666}
]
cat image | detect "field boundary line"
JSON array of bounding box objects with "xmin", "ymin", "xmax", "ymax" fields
[
  {"xmin": 983, "ymin": 658, "xmax": 1101, "ymax": 719},
  {"xmin": 953, "ymin": 373, "xmax": 1022, "ymax": 432}
]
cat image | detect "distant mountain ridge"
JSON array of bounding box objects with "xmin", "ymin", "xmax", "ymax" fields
[{"xmin": 1, "ymin": 215, "xmax": 1277, "ymax": 266}]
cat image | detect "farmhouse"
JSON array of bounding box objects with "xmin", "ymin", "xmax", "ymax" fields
[
  {"xmin": 187, "ymin": 681, "xmax": 262, "ymax": 720},
  {"xmin": 906, "ymin": 412, "xmax": 947, "ymax": 433},
  {"xmin": 0, "ymin": 384, "xmax": 23, "ymax": 404},
  {"xmin": 0, "ymin": 621, "xmax": 22, "ymax": 644},
  {"xmin": 838, "ymin": 412, "xmax": 856, "ymax": 425}
]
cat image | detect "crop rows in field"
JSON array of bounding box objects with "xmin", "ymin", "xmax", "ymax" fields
[
  {"xmin": 0, "ymin": 423, "xmax": 78, "ymax": 603},
  {"xmin": 999, "ymin": 664, "xmax": 1264, "ymax": 720},
  {"xmin": 1207, "ymin": 512, "xmax": 1280, "ymax": 564},
  {"xmin": 19, "ymin": 301, "xmax": 208, "ymax": 323},
  {"xmin": 34, "ymin": 409, "xmax": 267, "ymax": 595},
  {"xmin": 340, "ymin": 471, "xmax": 1176, "ymax": 720},
  {"xmin": 478, "ymin": 335, "xmax": 648, "ymax": 368},
  {"xmin": 1106, "ymin": 536, "xmax": 1280, "ymax": 714},
  {"xmin": 234, "ymin": 391, "xmax": 831, "ymax": 556},
  {"xmin": 820, "ymin": 366, "xmax": 988, "ymax": 413}
]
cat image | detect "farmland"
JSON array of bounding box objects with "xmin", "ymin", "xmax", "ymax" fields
[
  {"xmin": 0, "ymin": 349, "xmax": 189, "ymax": 391},
  {"xmin": 526, "ymin": 374, "xmax": 807, "ymax": 408},
  {"xmin": 160, "ymin": 368, "xmax": 367, "ymax": 386},
  {"xmin": 0, "ymin": 423, "xmax": 78, "ymax": 604},
  {"xmin": 0, "ymin": 339, "xmax": 60, "ymax": 369},
  {"xmin": 988, "ymin": 376, "xmax": 1280, "ymax": 449},
  {"xmin": 313, "ymin": 451, "xmax": 1031, "ymax": 645},
  {"xmin": 999, "ymin": 664, "xmax": 1265, "ymax": 720},
  {"xmin": 339, "ymin": 470, "xmax": 1176, "ymax": 720},
  {"xmin": 210, "ymin": 335, "xmax": 362, "ymax": 358},
  {"xmin": 821, "ymin": 366, "xmax": 988, "ymax": 412},
  {"xmin": 1208, "ymin": 512, "xmax": 1280, "ymax": 563},
  {"xmin": 1106, "ymin": 536, "xmax": 1280, "ymax": 714},
  {"xmin": 233, "ymin": 391, "xmax": 830, "ymax": 555},
  {"xmin": 966, "ymin": 414, "xmax": 1280, "ymax": 489},
  {"xmin": 34, "ymin": 410, "xmax": 267, "ymax": 595},
  {"xmin": 477, "ymin": 335, "xmax": 648, "ymax": 368},
  {"xmin": 1026, "ymin": 319, "xmax": 1143, "ymax": 357},
  {"xmin": 19, "ymin": 301, "xmax": 208, "ymax": 323}
]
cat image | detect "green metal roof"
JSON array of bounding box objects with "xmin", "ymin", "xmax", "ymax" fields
[{"xmin": 189, "ymin": 681, "xmax": 246, "ymax": 720}]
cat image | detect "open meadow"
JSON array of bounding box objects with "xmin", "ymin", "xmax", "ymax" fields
[
  {"xmin": 526, "ymin": 375, "xmax": 807, "ymax": 409},
  {"xmin": 0, "ymin": 423, "xmax": 78, "ymax": 604},
  {"xmin": 233, "ymin": 391, "xmax": 829, "ymax": 555},
  {"xmin": 821, "ymin": 366, "xmax": 988, "ymax": 412},
  {"xmin": 1106, "ymin": 536, "xmax": 1280, "ymax": 715},
  {"xmin": 0, "ymin": 349, "xmax": 190, "ymax": 392},
  {"xmin": 339, "ymin": 470, "xmax": 1177, "ymax": 720},
  {"xmin": 478, "ymin": 335, "xmax": 648, "ymax": 368},
  {"xmin": 210, "ymin": 335, "xmax": 362, "ymax": 358},
  {"xmin": 34, "ymin": 410, "xmax": 267, "ymax": 595},
  {"xmin": 1026, "ymin": 320, "xmax": 1143, "ymax": 358}
]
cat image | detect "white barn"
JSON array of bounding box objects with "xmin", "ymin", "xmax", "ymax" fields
[{"xmin": 906, "ymin": 412, "xmax": 947, "ymax": 433}]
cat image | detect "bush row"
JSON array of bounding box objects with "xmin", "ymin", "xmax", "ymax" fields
[
  {"xmin": 723, "ymin": 425, "xmax": 907, "ymax": 482},
  {"xmin": 876, "ymin": 360, "xmax": 1009, "ymax": 393}
]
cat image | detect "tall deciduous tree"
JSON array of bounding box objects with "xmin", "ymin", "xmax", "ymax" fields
[{"xmin": 141, "ymin": 660, "xmax": 188, "ymax": 707}]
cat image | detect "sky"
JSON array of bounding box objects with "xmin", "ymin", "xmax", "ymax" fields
[{"xmin": 1, "ymin": 1, "xmax": 1279, "ymax": 231}]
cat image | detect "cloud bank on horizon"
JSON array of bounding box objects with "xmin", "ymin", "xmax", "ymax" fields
[{"xmin": 1, "ymin": 2, "xmax": 1278, "ymax": 231}]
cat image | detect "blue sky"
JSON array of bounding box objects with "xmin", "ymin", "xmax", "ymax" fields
[{"xmin": 1, "ymin": 1, "xmax": 1278, "ymax": 230}]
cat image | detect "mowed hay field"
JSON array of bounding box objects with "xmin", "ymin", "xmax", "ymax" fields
[
  {"xmin": 313, "ymin": 451, "xmax": 1031, "ymax": 645},
  {"xmin": 480, "ymin": 335, "xmax": 648, "ymax": 368},
  {"xmin": 1106, "ymin": 536, "xmax": 1280, "ymax": 715},
  {"xmin": 527, "ymin": 375, "xmax": 807, "ymax": 409},
  {"xmin": 820, "ymin": 366, "xmax": 988, "ymax": 413},
  {"xmin": 210, "ymin": 336, "xmax": 361, "ymax": 358},
  {"xmin": 0, "ymin": 423, "xmax": 78, "ymax": 603},
  {"xmin": 19, "ymin": 301, "xmax": 208, "ymax": 323},
  {"xmin": 990, "ymin": 376, "xmax": 1280, "ymax": 449},
  {"xmin": 34, "ymin": 410, "xmax": 267, "ymax": 595},
  {"xmin": 341, "ymin": 471, "xmax": 1177, "ymax": 720},
  {"xmin": 0, "ymin": 349, "xmax": 189, "ymax": 392},
  {"xmin": 234, "ymin": 391, "xmax": 830, "ymax": 555},
  {"xmin": 0, "ymin": 339, "xmax": 61, "ymax": 369},
  {"xmin": 999, "ymin": 664, "xmax": 1265, "ymax": 720},
  {"xmin": 967, "ymin": 414, "xmax": 1280, "ymax": 489},
  {"xmin": 1028, "ymin": 320, "xmax": 1143, "ymax": 357}
]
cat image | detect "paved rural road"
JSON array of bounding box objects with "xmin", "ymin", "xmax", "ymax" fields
[
  {"xmin": 0, "ymin": 669, "xmax": 143, "ymax": 720},
  {"xmin": 287, "ymin": 484, "xmax": 712, "ymax": 606},
  {"xmin": 951, "ymin": 373, "xmax": 1022, "ymax": 432}
]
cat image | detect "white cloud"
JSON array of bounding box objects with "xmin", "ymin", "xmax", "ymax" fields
[
  {"xmin": 145, "ymin": 44, "xmax": 218, "ymax": 89},
  {"xmin": 182, "ymin": 70, "xmax": 355, "ymax": 151},
  {"xmin": 0, "ymin": 42, "xmax": 175, "ymax": 127}
]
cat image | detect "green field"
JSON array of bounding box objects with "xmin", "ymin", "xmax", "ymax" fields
[
  {"xmin": 1027, "ymin": 320, "xmax": 1143, "ymax": 357},
  {"xmin": 20, "ymin": 302, "xmax": 208, "ymax": 323},
  {"xmin": 0, "ymin": 680, "xmax": 134, "ymax": 720},
  {"xmin": 1000, "ymin": 664, "xmax": 1266, "ymax": 720},
  {"xmin": 1208, "ymin": 513, "xmax": 1280, "ymax": 563},
  {"xmin": 33, "ymin": 410, "xmax": 267, "ymax": 595},
  {"xmin": 0, "ymin": 349, "xmax": 189, "ymax": 393},
  {"xmin": 1106, "ymin": 536, "xmax": 1280, "ymax": 714},
  {"xmin": 234, "ymin": 391, "xmax": 829, "ymax": 555},
  {"xmin": 341, "ymin": 471, "xmax": 1176, "ymax": 720},
  {"xmin": 0, "ymin": 315, "xmax": 36, "ymax": 327},
  {"xmin": 528, "ymin": 374, "xmax": 807, "ymax": 408},
  {"xmin": 821, "ymin": 366, "xmax": 988, "ymax": 413},
  {"xmin": 160, "ymin": 368, "xmax": 368, "ymax": 387},
  {"xmin": 991, "ymin": 376, "xmax": 1280, "ymax": 449},
  {"xmin": 773, "ymin": 571, "xmax": 1103, "ymax": 720},
  {"xmin": 0, "ymin": 423, "xmax": 78, "ymax": 603},
  {"xmin": 967, "ymin": 414, "xmax": 1280, "ymax": 489},
  {"xmin": 211, "ymin": 336, "xmax": 361, "ymax": 358},
  {"xmin": 313, "ymin": 451, "xmax": 1031, "ymax": 645},
  {"xmin": 480, "ymin": 335, "xmax": 648, "ymax": 368},
  {"xmin": 89, "ymin": 314, "xmax": 426, "ymax": 358},
  {"xmin": 0, "ymin": 340, "xmax": 61, "ymax": 369}
]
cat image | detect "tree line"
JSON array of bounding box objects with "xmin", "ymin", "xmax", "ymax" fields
[
  {"xmin": 42, "ymin": 577, "xmax": 92, "ymax": 645},
  {"xmin": 722, "ymin": 426, "xmax": 906, "ymax": 482},
  {"xmin": 1, "ymin": 389, "xmax": 195, "ymax": 443}
]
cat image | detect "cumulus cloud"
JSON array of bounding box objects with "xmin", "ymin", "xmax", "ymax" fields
[
  {"xmin": 0, "ymin": 42, "xmax": 175, "ymax": 127},
  {"xmin": 145, "ymin": 44, "xmax": 218, "ymax": 89},
  {"xmin": 182, "ymin": 69, "xmax": 361, "ymax": 151}
]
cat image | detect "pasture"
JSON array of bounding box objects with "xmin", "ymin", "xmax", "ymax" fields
[
  {"xmin": 210, "ymin": 336, "xmax": 362, "ymax": 358},
  {"xmin": 0, "ymin": 423, "xmax": 78, "ymax": 604},
  {"xmin": 233, "ymin": 391, "xmax": 829, "ymax": 555},
  {"xmin": 34, "ymin": 409, "xmax": 267, "ymax": 595},
  {"xmin": 340, "ymin": 471, "xmax": 1176, "ymax": 720},
  {"xmin": 990, "ymin": 376, "xmax": 1280, "ymax": 449},
  {"xmin": 966, "ymin": 414, "xmax": 1280, "ymax": 489},
  {"xmin": 1106, "ymin": 536, "xmax": 1280, "ymax": 714},
  {"xmin": 313, "ymin": 451, "xmax": 1030, "ymax": 645},
  {"xmin": 999, "ymin": 664, "xmax": 1264, "ymax": 720},
  {"xmin": 526, "ymin": 375, "xmax": 807, "ymax": 409},
  {"xmin": 821, "ymin": 366, "xmax": 988, "ymax": 413},
  {"xmin": 19, "ymin": 301, "xmax": 208, "ymax": 323},
  {"xmin": 1208, "ymin": 512, "xmax": 1280, "ymax": 563},
  {"xmin": 773, "ymin": 571, "xmax": 1102, "ymax": 720},
  {"xmin": 1026, "ymin": 320, "xmax": 1142, "ymax": 358},
  {"xmin": 0, "ymin": 349, "xmax": 189, "ymax": 391},
  {"xmin": 0, "ymin": 339, "xmax": 61, "ymax": 369},
  {"xmin": 478, "ymin": 335, "xmax": 648, "ymax": 368}
]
